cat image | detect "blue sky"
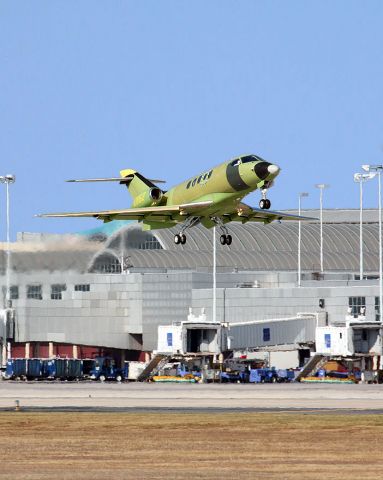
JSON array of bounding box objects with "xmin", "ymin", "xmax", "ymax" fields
[{"xmin": 1, "ymin": 1, "xmax": 383, "ymax": 237}]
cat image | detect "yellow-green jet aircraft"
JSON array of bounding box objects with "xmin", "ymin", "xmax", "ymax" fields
[{"xmin": 37, "ymin": 154, "xmax": 314, "ymax": 245}]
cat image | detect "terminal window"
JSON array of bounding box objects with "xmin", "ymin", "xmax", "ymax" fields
[
  {"xmin": 51, "ymin": 284, "xmax": 67, "ymax": 300},
  {"xmin": 375, "ymin": 297, "xmax": 380, "ymax": 322},
  {"xmin": 263, "ymin": 328, "xmax": 271, "ymax": 342},
  {"xmin": 75, "ymin": 284, "xmax": 90, "ymax": 292},
  {"xmin": 348, "ymin": 296, "xmax": 366, "ymax": 318},
  {"xmin": 10, "ymin": 285, "xmax": 19, "ymax": 300},
  {"xmin": 27, "ymin": 285, "xmax": 42, "ymax": 300}
]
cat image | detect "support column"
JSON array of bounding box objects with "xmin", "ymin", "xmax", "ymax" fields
[
  {"xmin": 373, "ymin": 355, "xmax": 379, "ymax": 372},
  {"xmin": 48, "ymin": 342, "xmax": 54, "ymax": 358},
  {"xmin": 25, "ymin": 342, "xmax": 30, "ymax": 359},
  {"xmin": 1, "ymin": 343, "xmax": 6, "ymax": 367},
  {"xmin": 72, "ymin": 345, "xmax": 78, "ymax": 359},
  {"xmin": 120, "ymin": 349, "xmax": 126, "ymax": 369}
]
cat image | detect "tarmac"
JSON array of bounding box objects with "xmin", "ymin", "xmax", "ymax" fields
[{"xmin": 1, "ymin": 381, "xmax": 383, "ymax": 412}]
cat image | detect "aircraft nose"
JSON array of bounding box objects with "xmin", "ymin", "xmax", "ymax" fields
[
  {"xmin": 253, "ymin": 162, "xmax": 280, "ymax": 180},
  {"xmin": 267, "ymin": 164, "xmax": 280, "ymax": 176}
]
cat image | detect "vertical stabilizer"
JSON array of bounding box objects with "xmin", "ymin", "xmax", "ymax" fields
[{"xmin": 120, "ymin": 169, "xmax": 164, "ymax": 208}]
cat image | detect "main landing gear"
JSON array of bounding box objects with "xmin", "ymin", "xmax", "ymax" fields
[
  {"xmin": 173, "ymin": 216, "xmax": 201, "ymax": 245},
  {"xmin": 212, "ymin": 217, "xmax": 232, "ymax": 246},
  {"xmin": 220, "ymin": 233, "xmax": 232, "ymax": 245},
  {"xmin": 259, "ymin": 187, "xmax": 271, "ymax": 210},
  {"xmin": 174, "ymin": 233, "xmax": 186, "ymax": 245}
]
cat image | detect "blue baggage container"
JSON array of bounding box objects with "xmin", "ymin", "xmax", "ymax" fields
[
  {"xmin": 6, "ymin": 358, "xmax": 28, "ymax": 378},
  {"xmin": 5, "ymin": 359, "xmax": 29, "ymax": 379},
  {"xmin": 54, "ymin": 359, "xmax": 67, "ymax": 378},
  {"xmin": 5, "ymin": 359, "xmax": 14, "ymax": 378},
  {"xmin": 15, "ymin": 358, "xmax": 27, "ymax": 377},
  {"xmin": 44, "ymin": 359, "xmax": 55, "ymax": 378},
  {"xmin": 27, "ymin": 358, "xmax": 43, "ymax": 378},
  {"xmin": 249, "ymin": 369, "xmax": 263, "ymax": 383},
  {"xmin": 67, "ymin": 359, "xmax": 82, "ymax": 378}
]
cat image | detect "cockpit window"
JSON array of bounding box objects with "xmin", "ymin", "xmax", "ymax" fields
[
  {"xmin": 230, "ymin": 159, "xmax": 241, "ymax": 167},
  {"xmin": 241, "ymin": 154, "xmax": 267, "ymax": 163}
]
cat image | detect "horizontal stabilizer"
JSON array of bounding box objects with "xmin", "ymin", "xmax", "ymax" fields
[{"xmin": 66, "ymin": 176, "xmax": 166, "ymax": 184}]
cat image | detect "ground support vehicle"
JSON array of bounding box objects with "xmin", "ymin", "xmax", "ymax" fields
[
  {"xmin": 249, "ymin": 368, "xmax": 279, "ymax": 383},
  {"xmin": 220, "ymin": 371, "xmax": 241, "ymax": 383},
  {"xmin": 276, "ymin": 369, "xmax": 295, "ymax": 382},
  {"xmin": 89, "ymin": 356, "xmax": 125, "ymax": 382}
]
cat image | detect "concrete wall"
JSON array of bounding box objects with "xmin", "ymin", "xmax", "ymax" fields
[
  {"xmin": 5, "ymin": 272, "xmax": 144, "ymax": 350},
  {"xmin": 192, "ymin": 284, "xmax": 380, "ymax": 325},
  {"xmin": 2, "ymin": 268, "xmax": 382, "ymax": 354}
]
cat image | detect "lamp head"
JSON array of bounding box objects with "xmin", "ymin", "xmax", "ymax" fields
[
  {"xmin": 0, "ymin": 174, "xmax": 16, "ymax": 184},
  {"xmin": 5, "ymin": 174, "xmax": 15, "ymax": 183},
  {"xmin": 354, "ymin": 173, "xmax": 362, "ymax": 182}
]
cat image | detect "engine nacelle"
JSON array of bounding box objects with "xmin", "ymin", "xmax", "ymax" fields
[{"xmin": 132, "ymin": 187, "xmax": 163, "ymax": 208}]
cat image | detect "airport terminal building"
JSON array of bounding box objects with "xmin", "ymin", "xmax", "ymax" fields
[{"xmin": 1, "ymin": 209, "xmax": 382, "ymax": 367}]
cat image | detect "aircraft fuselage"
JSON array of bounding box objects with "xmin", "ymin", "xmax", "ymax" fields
[{"xmin": 166, "ymin": 154, "xmax": 280, "ymax": 212}]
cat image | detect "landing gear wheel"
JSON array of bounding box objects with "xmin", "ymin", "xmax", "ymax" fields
[
  {"xmin": 259, "ymin": 198, "xmax": 271, "ymax": 210},
  {"xmin": 174, "ymin": 234, "xmax": 181, "ymax": 245},
  {"xmin": 180, "ymin": 234, "xmax": 186, "ymax": 245},
  {"xmin": 220, "ymin": 234, "xmax": 232, "ymax": 245}
]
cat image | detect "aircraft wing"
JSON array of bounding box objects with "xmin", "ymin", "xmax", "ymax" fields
[
  {"xmin": 227, "ymin": 204, "xmax": 317, "ymax": 224},
  {"xmin": 36, "ymin": 201, "xmax": 213, "ymax": 221}
]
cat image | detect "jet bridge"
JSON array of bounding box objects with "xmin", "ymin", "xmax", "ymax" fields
[
  {"xmin": 157, "ymin": 309, "xmax": 223, "ymax": 356},
  {"xmin": 316, "ymin": 314, "xmax": 383, "ymax": 357}
]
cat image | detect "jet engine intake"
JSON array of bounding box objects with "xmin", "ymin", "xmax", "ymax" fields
[{"xmin": 132, "ymin": 187, "xmax": 163, "ymax": 208}]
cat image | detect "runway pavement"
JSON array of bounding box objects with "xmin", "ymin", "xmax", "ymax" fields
[{"xmin": 1, "ymin": 381, "xmax": 383, "ymax": 411}]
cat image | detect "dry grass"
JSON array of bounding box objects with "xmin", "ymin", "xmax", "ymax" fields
[{"xmin": 1, "ymin": 411, "xmax": 383, "ymax": 479}]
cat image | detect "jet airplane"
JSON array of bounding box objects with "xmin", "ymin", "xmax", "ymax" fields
[{"xmin": 37, "ymin": 154, "xmax": 314, "ymax": 245}]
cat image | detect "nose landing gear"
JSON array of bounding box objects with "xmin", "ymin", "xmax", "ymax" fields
[{"xmin": 259, "ymin": 188, "xmax": 271, "ymax": 210}]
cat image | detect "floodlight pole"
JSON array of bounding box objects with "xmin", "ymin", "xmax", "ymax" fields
[
  {"xmin": 354, "ymin": 173, "xmax": 376, "ymax": 281},
  {"xmin": 315, "ymin": 184, "xmax": 329, "ymax": 273},
  {"xmin": 362, "ymin": 165, "xmax": 383, "ymax": 322},
  {"xmin": 213, "ymin": 226, "xmax": 216, "ymax": 324},
  {"xmin": 298, "ymin": 192, "xmax": 309, "ymax": 287},
  {"xmin": 359, "ymin": 176, "xmax": 363, "ymax": 280},
  {"xmin": 0, "ymin": 174, "xmax": 15, "ymax": 366}
]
